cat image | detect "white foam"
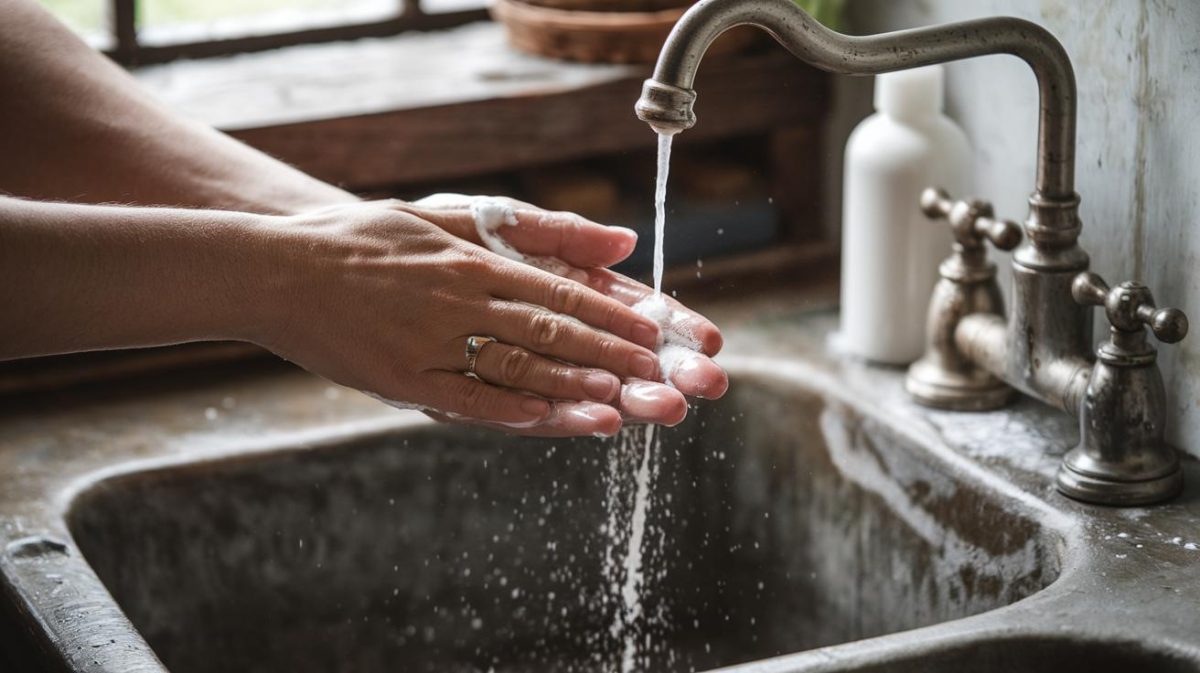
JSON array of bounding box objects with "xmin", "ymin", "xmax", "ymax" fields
[
  {"xmin": 633, "ymin": 294, "xmax": 702, "ymax": 384},
  {"xmin": 415, "ymin": 193, "xmax": 578, "ymax": 278},
  {"xmin": 469, "ymin": 198, "xmax": 522, "ymax": 261}
]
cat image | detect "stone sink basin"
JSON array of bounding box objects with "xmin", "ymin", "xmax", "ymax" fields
[{"xmin": 1, "ymin": 309, "xmax": 1198, "ymax": 672}]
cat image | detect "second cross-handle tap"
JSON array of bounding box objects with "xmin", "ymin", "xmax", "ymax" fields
[{"xmin": 1058, "ymin": 272, "xmax": 1190, "ymax": 505}]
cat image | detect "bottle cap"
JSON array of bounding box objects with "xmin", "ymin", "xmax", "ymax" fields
[{"xmin": 874, "ymin": 64, "xmax": 944, "ymax": 121}]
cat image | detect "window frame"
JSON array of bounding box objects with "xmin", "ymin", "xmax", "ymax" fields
[{"xmin": 103, "ymin": 0, "xmax": 488, "ymax": 66}]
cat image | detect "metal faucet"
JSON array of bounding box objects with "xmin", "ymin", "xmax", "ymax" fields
[{"xmin": 636, "ymin": 0, "xmax": 1190, "ymax": 505}]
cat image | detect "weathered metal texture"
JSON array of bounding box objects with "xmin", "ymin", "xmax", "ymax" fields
[
  {"xmin": 0, "ymin": 302, "xmax": 1198, "ymax": 672},
  {"xmin": 906, "ymin": 189, "xmax": 1019, "ymax": 411}
]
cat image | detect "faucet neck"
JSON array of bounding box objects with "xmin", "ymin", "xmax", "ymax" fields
[{"xmin": 646, "ymin": 0, "xmax": 1078, "ymax": 202}]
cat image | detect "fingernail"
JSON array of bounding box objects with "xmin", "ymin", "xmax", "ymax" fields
[
  {"xmin": 566, "ymin": 268, "xmax": 589, "ymax": 284},
  {"xmin": 631, "ymin": 352, "xmax": 660, "ymax": 380},
  {"xmin": 622, "ymin": 381, "xmax": 672, "ymax": 403},
  {"xmin": 632, "ymin": 321, "xmax": 661, "ymax": 349},
  {"xmin": 565, "ymin": 403, "xmax": 622, "ymax": 437},
  {"xmin": 582, "ymin": 371, "xmax": 619, "ymax": 402},
  {"xmin": 521, "ymin": 398, "xmax": 551, "ymax": 418}
]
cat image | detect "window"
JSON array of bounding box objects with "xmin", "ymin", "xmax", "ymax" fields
[{"xmin": 38, "ymin": 0, "xmax": 487, "ymax": 65}]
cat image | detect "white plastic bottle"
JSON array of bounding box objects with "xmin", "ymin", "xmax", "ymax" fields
[{"xmin": 838, "ymin": 64, "xmax": 973, "ymax": 365}]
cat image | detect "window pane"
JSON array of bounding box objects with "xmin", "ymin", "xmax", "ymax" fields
[
  {"xmin": 139, "ymin": 0, "xmax": 401, "ymax": 45},
  {"xmin": 37, "ymin": 0, "xmax": 110, "ymax": 48}
]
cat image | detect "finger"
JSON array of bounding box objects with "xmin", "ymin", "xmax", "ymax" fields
[
  {"xmin": 421, "ymin": 371, "xmax": 552, "ymax": 427},
  {"xmin": 488, "ymin": 266, "xmax": 662, "ymax": 351},
  {"xmin": 473, "ymin": 341, "xmax": 621, "ymax": 403},
  {"xmin": 661, "ymin": 347, "xmax": 729, "ymax": 400},
  {"xmin": 503, "ymin": 208, "xmax": 637, "ymax": 268},
  {"xmin": 483, "ymin": 301, "xmax": 661, "ymax": 382},
  {"xmin": 425, "ymin": 400, "xmax": 622, "ymax": 438},
  {"xmin": 402, "ymin": 197, "xmax": 638, "ymax": 268},
  {"xmin": 574, "ymin": 267, "xmax": 723, "ymax": 356},
  {"xmin": 619, "ymin": 380, "xmax": 688, "ymax": 426}
]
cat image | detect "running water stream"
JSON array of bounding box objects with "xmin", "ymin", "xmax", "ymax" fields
[
  {"xmin": 652, "ymin": 132, "xmax": 673, "ymax": 296},
  {"xmin": 606, "ymin": 132, "xmax": 675, "ymax": 673}
]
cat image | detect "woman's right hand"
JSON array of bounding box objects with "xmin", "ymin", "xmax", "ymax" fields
[{"xmin": 250, "ymin": 201, "xmax": 668, "ymax": 436}]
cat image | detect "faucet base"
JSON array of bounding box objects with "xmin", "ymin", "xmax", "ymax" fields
[
  {"xmin": 1056, "ymin": 449, "xmax": 1183, "ymax": 506},
  {"xmin": 906, "ymin": 358, "xmax": 1014, "ymax": 411}
]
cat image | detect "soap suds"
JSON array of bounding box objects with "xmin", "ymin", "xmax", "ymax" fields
[
  {"xmin": 415, "ymin": 193, "xmax": 577, "ymax": 278},
  {"xmin": 632, "ymin": 294, "xmax": 703, "ymax": 383},
  {"xmin": 469, "ymin": 198, "xmax": 523, "ymax": 262}
]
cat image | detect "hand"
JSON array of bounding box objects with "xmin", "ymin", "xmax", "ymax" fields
[
  {"xmin": 254, "ymin": 201, "xmax": 671, "ymax": 437},
  {"xmin": 399, "ymin": 195, "xmax": 729, "ymax": 427}
]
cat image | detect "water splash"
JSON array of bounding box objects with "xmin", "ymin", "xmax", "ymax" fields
[
  {"xmin": 602, "ymin": 134, "xmax": 677, "ymax": 670},
  {"xmin": 603, "ymin": 425, "xmax": 663, "ymax": 673}
]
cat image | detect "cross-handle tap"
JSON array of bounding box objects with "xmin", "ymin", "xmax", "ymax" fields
[
  {"xmin": 906, "ymin": 188, "xmax": 1022, "ymax": 411},
  {"xmin": 1058, "ymin": 272, "xmax": 1190, "ymax": 505},
  {"xmin": 1071, "ymin": 273, "xmax": 1189, "ymax": 345},
  {"xmin": 920, "ymin": 187, "xmax": 1022, "ymax": 253}
]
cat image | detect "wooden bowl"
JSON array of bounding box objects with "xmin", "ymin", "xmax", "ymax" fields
[
  {"xmin": 518, "ymin": 0, "xmax": 692, "ymax": 10},
  {"xmin": 491, "ymin": 0, "xmax": 756, "ymax": 64}
]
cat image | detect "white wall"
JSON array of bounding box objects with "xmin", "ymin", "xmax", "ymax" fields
[{"xmin": 831, "ymin": 0, "xmax": 1200, "ymax": 455}]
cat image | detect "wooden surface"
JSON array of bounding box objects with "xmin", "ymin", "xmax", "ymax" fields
[
  {"xmin": 136, "ymin": 23, "xmax": 642, "ymax": 130},
  {"xmin": 137, "ymin": 22, "xmax": 829, "ymax": 190},
  {"xmin": 235, "ymin": 55, "xmax": 825, "ymax": 189}
]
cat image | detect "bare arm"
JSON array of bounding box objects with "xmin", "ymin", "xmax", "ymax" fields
[
  {"xmin": 0, "ymin": 197, "xmax": 268, "ymax": 357},
  {"xmin": 0, "ymin": 0, "xmax": 355, "ymax": 214},
  {"xmin": 0, "ymin": 196, "xmax": 688, "ymax": 433}
]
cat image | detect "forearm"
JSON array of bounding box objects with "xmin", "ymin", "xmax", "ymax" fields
[
  {"xmin": 0, "ymin": 0, "xmax": 356, "ymax": 215},
  {"xmin": 0, "ymin": 196, "xmax": 273, "ymax": 359}
]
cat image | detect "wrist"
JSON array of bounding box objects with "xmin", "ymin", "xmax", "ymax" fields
[{"xmin": 220, "ymin": 212, "xmax": 299, "ymax": 349}]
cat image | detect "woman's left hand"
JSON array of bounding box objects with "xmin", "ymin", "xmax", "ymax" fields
[{"xmin": 398, "ymin": 195, "xmax": 728, "ymax": 436}]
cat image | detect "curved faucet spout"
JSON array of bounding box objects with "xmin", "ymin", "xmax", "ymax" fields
[{"xmin": 636, "ymin": 0, "xmax": 1077, "ymax": 200}]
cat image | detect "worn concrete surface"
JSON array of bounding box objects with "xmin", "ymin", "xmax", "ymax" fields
[{"xmin": 832, "ymin": 0, "xmax": 1200, "ymax": 457}]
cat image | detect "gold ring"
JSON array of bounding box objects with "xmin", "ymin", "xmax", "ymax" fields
[{"xmin": 465, "ymin": 335, "xmax": 497, "ymax": 377}]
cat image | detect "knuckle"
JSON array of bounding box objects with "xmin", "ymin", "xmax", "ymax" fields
[
  {"xmin": 593, "ymin": 336, "xmax": 617, "ymax": 362},
  {"xmin": 529, "ymin": 312, "xmax": 562, "ymax": 347},
  {"xmin": 549, "ymin": 365, "xmax": 575, "ymax": 390},
  {"xmin": 548, "ymin": 281, "xmax": 584, "ymax": 316},
  {"xmin": 446, "ymin": 249, "xmax": 486, "ymax": 277},
  {"xmin": 559, "ymin": 214, "xmax": 582, "ymax": 245},
  {"xmin": 500, "ymin": 348, "xmax": 535, "ymax": 385},
  {"xmin": 603, "ymin": 302, "xmax": 622, "ymax": 330}
]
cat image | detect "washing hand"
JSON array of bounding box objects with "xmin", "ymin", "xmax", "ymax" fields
[
  {"xmin": 268, "ymin": 200, "xmax": 727, "ymax": 437},
  {"xmin": 398, "ymin": 195, "xmax": 729, "ymax": 431}
]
